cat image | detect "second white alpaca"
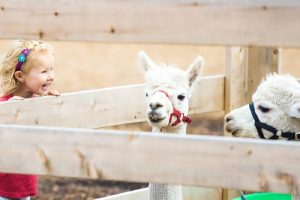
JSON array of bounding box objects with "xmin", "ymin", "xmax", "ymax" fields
[{"xmin": 225, "ymin": 73, "xmax": 300, "ymax": 140}]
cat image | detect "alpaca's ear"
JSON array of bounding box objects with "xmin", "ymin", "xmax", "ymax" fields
[
  {"xmin": 186, "ymin": 56, "xmax": 204, "ymax": 86},
  {"xmin": 138, "ymin": 51, "xmax": 156, "ymax": 71},
  {"xmin": 288, "ymin": 102, "xmax": 300, "ymax": 118}
]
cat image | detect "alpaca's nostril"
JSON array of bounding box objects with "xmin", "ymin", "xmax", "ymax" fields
[
  {"xmin": 150, "ymin": 103, "xmax": 163, "ymax": 110},
  {"xmin": 225, "ymin": 126, "xmax": 232, "ymax": 132},
  {"xmin": 225, "ymin": 116, "xmax": 233, "ymax": 122},
  {"xmin": 231, "ymin": 130, "xmax": 239, "ymax": 136},
  {"xmin": 149, "ymin": 103, "xmax": 155, "ymax": 110},
  {"xmin": 156, "ymin": 103, "xmax": 163, "ymax": 108},
  {"xmin": 225, "ymin": 126, "xmax": 239, "ymax": 136}
]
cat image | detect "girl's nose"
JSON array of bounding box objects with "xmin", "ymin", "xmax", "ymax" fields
[{"xmin": 48, "ymin": 70, "xmax": 55, "ymax": 80}]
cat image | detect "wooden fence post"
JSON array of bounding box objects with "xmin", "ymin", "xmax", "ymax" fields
[{"xmin": 223, "ymin": 46, "xmax": 280, "ymax": 200}]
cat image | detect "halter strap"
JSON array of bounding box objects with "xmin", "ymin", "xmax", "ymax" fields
[
  {"xmin": 249, "ymin": 103, "xmax": 300, "ymax": 140},
  {"xmin": 158, "ymin": 90, "xmax": 192, "ymax": 127}
]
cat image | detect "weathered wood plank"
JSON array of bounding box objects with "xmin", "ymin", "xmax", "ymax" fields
[
  {"xmin": 0, "ymin": 1, "xmax": 300, "ymax": 47},
  {"xmin": 0, "ymin": 124, "xmax": 300, "ymax": 194},
  {"xmin": 0, "ymin": 75, "xmax": 224, "ymax": 128}
]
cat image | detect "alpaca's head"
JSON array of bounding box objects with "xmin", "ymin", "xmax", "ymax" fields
[
  {"xmin": 139, "ymin": 51, "xmax": 204, "ymax": 130},
  {"xmin": 225, "ymin": 74, "xmax": 300, "ymax": 139}
]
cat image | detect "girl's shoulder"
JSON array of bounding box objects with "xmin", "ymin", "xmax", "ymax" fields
[{"xmin": 0, "ymin": 94, "xmax": 13, "ymax": 102}]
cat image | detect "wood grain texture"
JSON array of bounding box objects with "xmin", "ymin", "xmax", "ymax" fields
[
  {"xmin": 0, "ymin": 1, "xmax": 300, "ymax": 47},
  {"xmin": 225, "ymin": 47, "xmax": 280, "ymax": 113},
  {"xmin": 0, "ymin": 75, "xmax": 224, "ymax": 128},
  {"xmin": 0, "ymin": 124, "xmax": 300, "ymax": 194}
]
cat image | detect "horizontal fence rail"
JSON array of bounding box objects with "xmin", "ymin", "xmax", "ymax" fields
[
  {"xmin": 0, "ymin": 124, "xmax": 300, "ymax": 194},
  {"xmin": 0, "ymin": 75, "xmax": 224, "ymax": 128},
  {"xmin": 0, "ymin": 1, "xmax": 300, "ymax": 47}
]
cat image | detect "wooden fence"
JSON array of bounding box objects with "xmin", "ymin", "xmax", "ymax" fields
[{"xmin": 0, "ymin": 1, "xmax": 300, "ymax": 200}]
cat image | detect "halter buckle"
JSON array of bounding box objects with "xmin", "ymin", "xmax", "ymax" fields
[
  {"xmin": 169, "ymin": 112, "xmax": 181, "ymax": 126},
  {"xmin": 276, "ymin": 130, "xmax": 282, "ymax": 137}
]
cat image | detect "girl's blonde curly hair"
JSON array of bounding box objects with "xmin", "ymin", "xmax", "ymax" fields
[{"xmin": 0, "ymin": 40, "xmax": 54, "ymax": 96}]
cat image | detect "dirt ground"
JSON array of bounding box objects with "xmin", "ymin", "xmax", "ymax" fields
[
  {"xmin": 0, "ymin": 40, "xmax": 299, "ymax": 199},
  {"xmin": 33, "ymin": 177, "xmax": 148, "ymax": 200}
]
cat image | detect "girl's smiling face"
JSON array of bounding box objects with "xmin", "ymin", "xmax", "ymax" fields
[{"xmin": 23, "ymin": 51, "xmax": 55, "ymax": 96}]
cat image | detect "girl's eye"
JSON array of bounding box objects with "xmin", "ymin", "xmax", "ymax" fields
[
  {"xmin": 258, "ymin": 105, "xmax": 271, "ymax": 113},
  {"xmin": 177, "ymin": 95, "xmax": 185, "ymax": 101}
]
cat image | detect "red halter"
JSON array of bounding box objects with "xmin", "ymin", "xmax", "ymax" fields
[{"xmin": 157, "ymin": 90, "xmax": 192, "ymax": 126}]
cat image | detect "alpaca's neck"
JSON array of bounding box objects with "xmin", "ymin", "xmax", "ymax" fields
[
  {"xmin": 149, "ymin": 124, "xmax": 186, "ymax": 200},
  {"xmin": 149, "ymin": 183, "xmax": 182, "ymax": 200}
]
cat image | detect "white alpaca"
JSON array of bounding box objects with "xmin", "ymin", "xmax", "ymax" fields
[
  {"xmin": 139, "ymin": 51, "xmax": 204, "ymax": 200},
  {"xmin": 225, "ymin": 73, "xmax": 300, "ymax": 140},
  {"xmin": 225, "ymin": 74, "xmax": 300, "ymax": 199}
]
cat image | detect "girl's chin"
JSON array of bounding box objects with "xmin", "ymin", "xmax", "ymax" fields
[{"xmin": 38, "ymin": 90, "xmax": 49, "ymax": 95}]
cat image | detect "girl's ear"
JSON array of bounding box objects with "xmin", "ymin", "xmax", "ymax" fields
[{"xmin": 14, "ymin": 71, "xmax": 25, "ymax": 83}]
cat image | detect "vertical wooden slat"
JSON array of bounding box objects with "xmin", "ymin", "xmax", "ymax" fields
[
  {"xmin": 225, "ymin": 47, "xmax": 249, "ymax": 113},
  {"xmin": 223, "ymin": 46, "xmax": 280, "ymax": 200},
  {"xmin": 225, "ymin": 46, "xmax": 280, "ymax": 113},
  {"xmin": 247, "ymin": 47, "xmax": 280, "ymax": 97}
]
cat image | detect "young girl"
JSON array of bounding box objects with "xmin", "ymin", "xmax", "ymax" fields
[{"xmin": 0, "ymin": 40, "xmax": 59, "ymax": 200}]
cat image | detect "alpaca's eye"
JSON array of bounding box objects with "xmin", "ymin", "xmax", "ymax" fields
[
  {"xmin": 146, "ymin": 93, "xmax": 148, "ymax": 97},
  {"xmin": 177, "ymin": 95, "xmax": 185, "ymax": 101},
  {"xmin": 258, "ymin": 105, "xmax": 271, "ymax": 113}
]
